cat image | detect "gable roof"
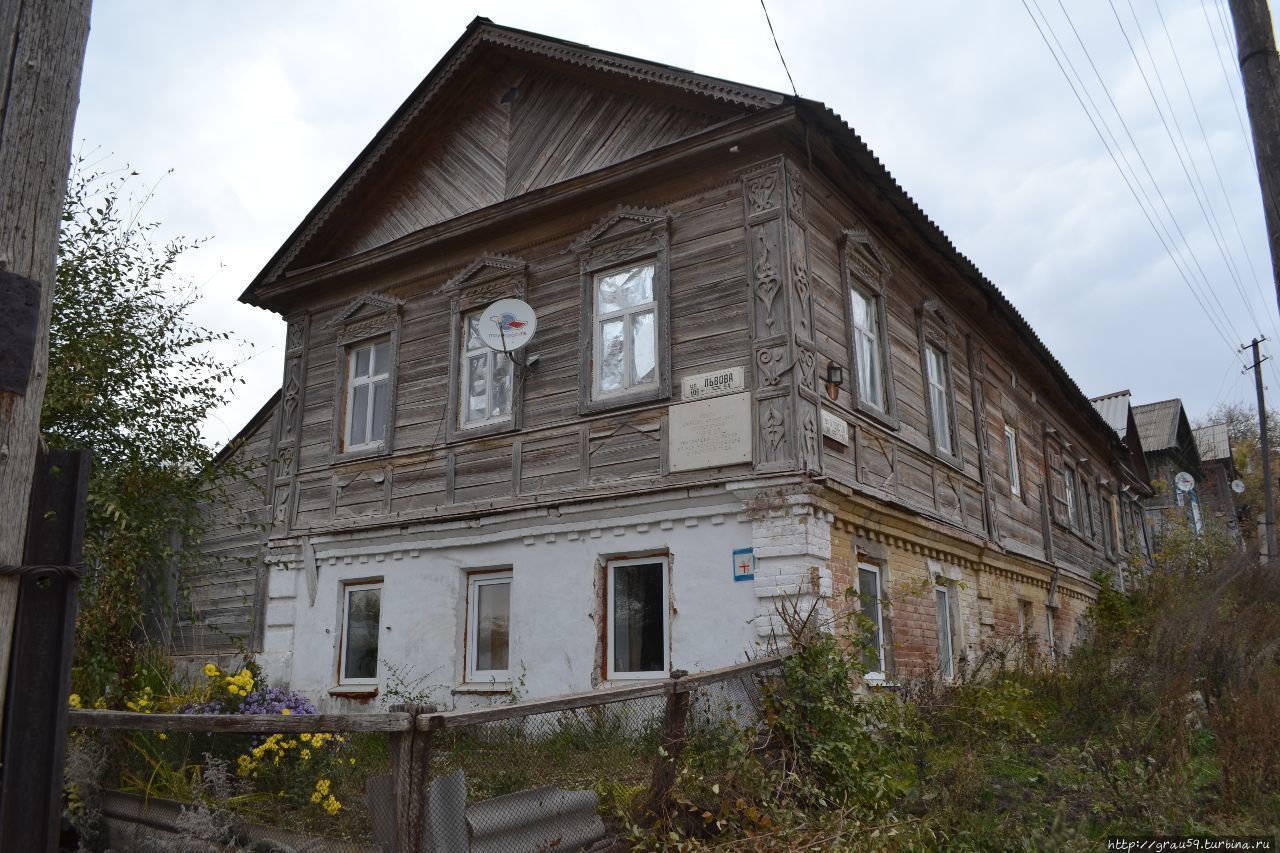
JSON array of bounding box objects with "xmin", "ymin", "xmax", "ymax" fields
[
  {"xmin": 1090, "ymin": 389, "xmax": 1131, "ymax": 437},
  {"xmin": 240, "ymin": 17, "xmax": 784, "ymax": 300},
  {"xmin": 1193, "ymin": 422, "xmax": 1232, "ymax": 462},
  {"xmin": 1132, "ymin": 399, "xmax": 1185, "ymax": 453},
  {"xmin": 238, "ymin": 19, "xmax": 1133, "ymax": 466}
]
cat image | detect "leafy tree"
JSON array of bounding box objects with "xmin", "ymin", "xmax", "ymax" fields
[
  {"xmin": 42, "ymin": 159, "xmax": 246, "ymax": 699},
  {"xmin": 1196, "ymin": 401, "xmax": 1280, "ymax": 542}
]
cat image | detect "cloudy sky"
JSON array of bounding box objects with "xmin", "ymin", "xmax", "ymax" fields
[{"xmin": 74, "ymin": 1, "xmax": 1278, "ymax": 446}]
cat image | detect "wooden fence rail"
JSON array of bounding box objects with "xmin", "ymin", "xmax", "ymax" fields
[{"xmin": 64, "ymin": 654, "xmax": 787, "ymax": 852}]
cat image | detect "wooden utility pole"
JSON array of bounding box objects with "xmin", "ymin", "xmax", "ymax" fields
[
  {"xmin": 0, "ymin": 0, "xmax": 93, "ymax": 722},
  {"xmin": 1228, "ymin": 0, "xmax": 1280, "ymax": 314},
  {"xmin": 1247, "ymin": 338, "xmax": 1277, "ymax": 561}
]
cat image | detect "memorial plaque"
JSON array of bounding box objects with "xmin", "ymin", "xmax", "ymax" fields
[
  {"xmin": 680, "ymin": 366, "xmax": 746, "ymax": 400},
  {"xmin": 821, "ymin": 410, "xmax": 850, "ymax": 446},
  {"xmin": 668, "ymin": 392, "xmax": 752, "ymax": 472}
]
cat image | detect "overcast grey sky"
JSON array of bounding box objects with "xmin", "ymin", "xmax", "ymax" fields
[{"xmin": 73, "ymin": 1, "xmax": 1279, "ymax": 446}]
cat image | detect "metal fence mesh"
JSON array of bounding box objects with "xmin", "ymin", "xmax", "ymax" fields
[{"xmin": 58, "ymin": 662, "xmax": 784, "ymax": 852}]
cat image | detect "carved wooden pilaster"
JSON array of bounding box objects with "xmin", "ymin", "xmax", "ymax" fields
[
  {"xmin": 740, "ymin": 157, "xmax": 822, "ymax": 475},
  {"xmin": 271, "ymin": 313, "xmax": 309, "ymax": 534}
]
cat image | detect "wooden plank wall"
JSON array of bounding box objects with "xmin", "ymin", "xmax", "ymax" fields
[
  {"xmin": 802, "ymin": 165, "xmax": 1122, "ymax": 577},
  {"xmin": 325, "ymin": 60, "xmax": 730, "ymax": 263},
  {"xmin": 290, "ymin": 165, "xmax": 754, "ymax": 532},
  {"xmin": 175, "ymin": 405, "xmax": 276, "ymax": 656}
]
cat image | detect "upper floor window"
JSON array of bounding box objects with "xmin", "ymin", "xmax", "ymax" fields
[
  {"xmin": 850, "ymin": 286, "xmax": 885, "ymax": 410},
  {"xmin": 593, "ymin": 262, "xmax": 658, "ymax": 399},
  {"xmin": 1063, "ymin": 464, "xmax": 1079, "ymax": 527},
  {"xmin": 459, "ymin": 312, "xmax": 514, "ymax": 429},
  {"xmin": 1004, "ymin": 424, "xmax": 1021, "ymax": 497},
  {"xmin": 841, "ymin": 226, "xmax": 897, "ymax": 426},
  {"xmin": 573, "ymin": 208, "xmax": 672, "ymax": 415},
  {"xmin": 925, "ymin": 343, "xmax": 954, "ymax": 455},
  {"xmin": 344, "ymin": 338, "xmax": 390, "ymax": 451}
]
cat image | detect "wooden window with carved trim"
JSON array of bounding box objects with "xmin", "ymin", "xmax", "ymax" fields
[
  {"xmin": 444, "ymin": 255, "xmax": 528, "ymax": 443},
  {"xmin": 329, "ymin": 294, "xmax": 401, "ymax": 461},
  {"xmin": 841, "ymin": 228, "xmax": 897, "ymax": 426},
  {"xmin": 572, "ymin": 208, "xmax": 671, "ymax": 415}
]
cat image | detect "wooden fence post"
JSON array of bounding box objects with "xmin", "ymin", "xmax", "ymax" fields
[
  {"xmin": 388, "ymin": 703, "xmax": 435, "ymax": 853},
  {"xmin": 645, "ymin": 669, "xmax": 690, "ymax": 819}
]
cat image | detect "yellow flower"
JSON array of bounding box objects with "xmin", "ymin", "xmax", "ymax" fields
[
  {"xmin": 349, "ymin": 758, "xmax": 357, "ymax": 765},
  {"xmin": 300, "ymin": 749, "xmax": 311, "ymax": 760},
  {"xmin": 157, "ymin": 733, "xmax": 168, "ymax": 741},
  {"xmin": 310, "ymin": 792, "xmax": 322, "ymax": 804},
  {"xmin": 280, "ymin": 708, "xmax": 291, "ymax": 716},
  {"xmin": 323, "ymin": 795, "xmax": 341, "ymax": 815},
  {"xmin": 315, "ymin": 779, "xmax": 330, "ymax": 795},
  {"xmin": 68, "ymin": 694, "xmax": 82, "ymax": 709},
  {"xmin": 300, "ymin": 733, "xmax": 312, "ymax": 743},
  {"xmin": 203, "ymin": 663, "xmax": 219, "ymax": 678},
  {"xmin": 93, "ymin": 697, "xmax": 106, "ymax": 710}
]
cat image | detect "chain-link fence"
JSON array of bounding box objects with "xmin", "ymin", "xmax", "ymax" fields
[{"xmin": 62, "ymin": 657, "xmax": 784, "ymax": 852}]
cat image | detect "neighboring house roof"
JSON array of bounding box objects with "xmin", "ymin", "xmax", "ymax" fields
[
  {"xmin": 1132, "ymin": 399, "xmax": 1184, "ymax": 453},
  {"xmin": 238, "ymin": 17, "xmax": 1130, "ymax": 462},
  {"xmin": 1193, "ymin": 422, "xmax": 1232, "ymax": 462},
  {"xmin": 1090, "ymin": 389, "xmax": 1131, "ymax": 437},
  {"xmin": 211, "ymin": 390, "xmax": 281, "ymax": 467}
]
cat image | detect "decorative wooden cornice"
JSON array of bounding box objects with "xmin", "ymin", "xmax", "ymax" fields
[
  {"xmin": 568, "ymin": 206, "xmax": 672, "ymax": 252},
  {"xmin": 443, "ymin": 254, "xmax": 528, "ymax": 292},
  {"xmin": 327, "ymin": 293, "xmax": 402, "ymax": 328}
]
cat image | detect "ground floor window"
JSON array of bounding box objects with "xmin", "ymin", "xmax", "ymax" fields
[
  {"xmin": 935, "ymin": 584, "xmax": 954, "ymax": 679},
  {"xmin": 340, "ymin": 581, "xmax": 382, "ymax": 684},
  {"xmin": 607, "ymin": 556, "xmax": 669, "ymax": 679},
  {"xmin": 466, "ymin": 571, "xmax": 512, "ymax": 682},
  {"xmin": 857, "ymin": 563, "xmax": 886, "ymax": 680}
]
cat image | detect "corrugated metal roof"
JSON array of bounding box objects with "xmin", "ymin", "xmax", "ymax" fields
[
  {"xmin": 1193, "ymin": 422, "xmax": 1231, "ymax": 462},
  {"xmin": 1132, "ymin": 399, "xmax": 1183, "ymax": 453},
  {"xmin": 1090, "ymin": 390, "xmax": 1131, "ymax": 437}
]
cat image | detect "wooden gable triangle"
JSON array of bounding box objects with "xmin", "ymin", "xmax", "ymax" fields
[{"xmin": 243, "ymin": 18, "xmax": 785, "ymax": 305}]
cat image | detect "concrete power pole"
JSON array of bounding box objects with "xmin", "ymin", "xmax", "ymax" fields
[
  {"xmin": 1248, "ymin": 338, "xmax": 1277, "ymax": 561},
  {"xmin": 1229, "ymin": 0, "xmax": 1280, "ymax": 315},
  {"xmin": 0, "ymin": 1, "xmax": 93, "ymax": 721}
]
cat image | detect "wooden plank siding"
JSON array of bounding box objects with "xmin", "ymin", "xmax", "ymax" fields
[
  {"xmin": 798, "ymin": 161, "xmax": 1125, "ymax": 577},
  {"xmin": 175, "ymin": 401, "xmax": 277, "ymax": 656},
  {"xmin": 282, "ymin": 162, "xmax": 757, "ymax": 535}
]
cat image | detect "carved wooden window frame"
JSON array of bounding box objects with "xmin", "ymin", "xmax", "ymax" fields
[
  {"xmin": 444, "ymin": 256, "xmax": 528, "ymax": 444},
  {"xmin": 917, "ymin": 302, "xmax": 961, "ymax": 468},
  {"xmin": 841, "ymin": 228, "xmax": 898, "ymax": 428},
  {"xmin": 573, "ymin": 210, "xmax": 672, "ymax": 416},
  {"xmin": 1045, "ymin": 436, "xmax": 1071, "ymax": 528},
  {"xmin": 1004, "ymin": 423, "xmax": 1022, "ymax": 498},
  {"xmin": 330, "ymin": 294, "xmax": 402, "ymax": 463}
]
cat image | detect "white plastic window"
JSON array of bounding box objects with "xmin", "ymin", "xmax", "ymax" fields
[
  {"xmin": 466, "ymin": 572, "xmax": 512, "ymax": 682},
  {"xmin": 593, "ymin": 263, "xmax": 657, "ymax": 399},
  {"xmin": 344, "ymin": 338, "xmax": 391, "ymax": 451},
  {"xmin": 459, "ymin": 312, "xmax": 513, "ymax": 429},
  {"xmin": 850, "ymin": 287, "xmax": 883, "ymax": 410},
  {"xmin": 607, "ymin": 556, "xmax": 669, "ymax": 679},
  {"xmin": 339, "ymin": 582, "xmax": 382, "ymax": 685},
  {"xmin": 857, "ymin": 563, "xmax": 886, "ymax": 680},
  {"xmin": 935, "ymin": 585, "xmax": 954, "ymax": 679}
]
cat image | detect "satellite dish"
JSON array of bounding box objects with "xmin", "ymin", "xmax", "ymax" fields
[
  {"xmin": 1232, "ymin": 479, "xmax": 1246, "ymax": 494},
  {"xmin": 1174, "ymin": 471, "xmax": 1195, "ymax": 493},
  {"xmin": 479, "ymin": 298, "xmax": 537, "ymax": 353}
]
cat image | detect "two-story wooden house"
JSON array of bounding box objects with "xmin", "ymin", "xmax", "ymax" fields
[{"xmin": 179, "ymin": 19, "xmax": 1152, "ymax": 708}]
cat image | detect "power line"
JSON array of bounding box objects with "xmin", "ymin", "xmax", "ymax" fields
[
  {"xmin": 1052, "ymin": 0, "xmax": 1243, "ymax": 344},
  {"xmin": 758, "ymin": 0, "xmax": 798, "ymax": 97},
  {"xmin": 1152, "ymin": 0, "xmax": 1274, "ymax": 342},
  {"xmin": 1106, "ymin": 0, "xmax": 1257, "ymax": 340},
  {"xmin": 1021, "ymin": 0, "xmax": 1244, "ymax": 362}
]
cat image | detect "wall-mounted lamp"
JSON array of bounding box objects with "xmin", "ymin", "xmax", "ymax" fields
[{"xmin": 824, "ymin": 362, "xmax": 844, "ymax": 401}]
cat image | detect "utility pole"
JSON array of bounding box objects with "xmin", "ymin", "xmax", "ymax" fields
[
  {"xmin": 1247, "ymin": 338, "xmax": 1277, "ymax": 561},
  {"xmin": 1228, "ymin": 0, "xmax": 1280, "ymax": 315},
  {"xmin": 0, "ymin": 0, "xmax": 92, "ymax": 724}
]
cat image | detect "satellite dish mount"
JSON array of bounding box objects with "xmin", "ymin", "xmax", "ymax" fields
[{"xmin": 479, "ymin": 298, "xmax": 539, "ymax": 368}]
